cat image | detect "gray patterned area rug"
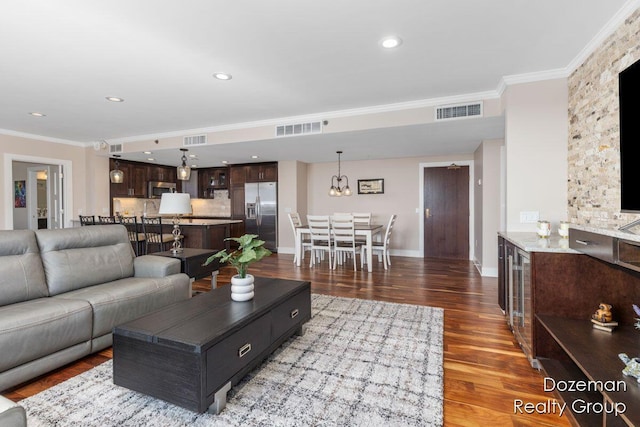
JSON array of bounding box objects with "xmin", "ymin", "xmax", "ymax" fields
[{"xmin": 21, "ymin": 294, "xmax": 443, "ymax": 427}]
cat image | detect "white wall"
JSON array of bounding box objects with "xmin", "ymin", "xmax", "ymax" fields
[
  {"xmin": 474, "ymin": 144, "xmax": 484, "ymax": 267},
  {"xmin": 474, "ymin": 139, "xmax": 503, "ymax": 276},
  {"xmin": 504, "ymin": 79, "xmax": 569, "ymax": 231},
  {"xmin": 1, "ymin": 134, "xmax": 113, "ymax": 229},
  {"xmin": 304, "ymin": 154, "xmax": 473, "ymax": 256},
  {"xmin": 277, "ymin": 160, "xmax": 308, "ymax": 251}
]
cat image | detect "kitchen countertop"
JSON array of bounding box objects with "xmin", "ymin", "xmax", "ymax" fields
[
  {"xmin": 498, "ymin": 231, "xmax": 579, "ymax": 254},
  {"xmin": 177, "ymin": 218, "xmax": 242, "ymax": 226},
  {"xmin": 70, "ymin": 218, "xmax": 242, "ymax": 227},
  {"xmin": 571, "ymin": 223, "xmax": 640, "ymax": 243},
  {"xmin": 182, "ymin": 215, "xmax": 232, "ymax": 219}
]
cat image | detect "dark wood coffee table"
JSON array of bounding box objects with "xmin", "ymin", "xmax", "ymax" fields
[{"xmin": 112, "ymin": 277, "xmax": 311, "ymax": 414}]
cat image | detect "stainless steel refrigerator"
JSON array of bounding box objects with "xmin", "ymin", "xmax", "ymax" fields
[{"xmin": 244, "ymin": 182, "xmax": 277, "ymax": 251}]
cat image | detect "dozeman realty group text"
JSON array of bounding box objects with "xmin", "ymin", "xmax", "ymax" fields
[{"xmin": 514, "ymin": 378, "xmax": 627, "ymax": 418}]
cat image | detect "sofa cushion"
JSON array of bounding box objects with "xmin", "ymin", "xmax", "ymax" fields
[
  {"xmin": 0, "ymin": 298, "xmax": 92, "ymax": 372},
  {"xmin": 35, "ymin": 225, "xmax": 135, "ymax": 296},
  {"xmin": 134, "ymin": 255, "xmax": 181, "ymax": 278},
  {"xmin": 56, "ymin": 274, "xmax": 190, "ymax": 338},
  {"xmin": 0, "ymin": 230, "xmax": 48, "ymax": 307}
]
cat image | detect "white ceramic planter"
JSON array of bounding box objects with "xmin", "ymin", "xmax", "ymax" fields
[{"xmin": 230, "ymin": 274, "xmax": 254, "ymax": 301}]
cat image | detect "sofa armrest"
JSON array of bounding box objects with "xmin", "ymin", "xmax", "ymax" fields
[
  {"xmin": 133, "ymin": 255, "xmax": 181, "ymax": 278},
  {"xmin": 0, "ymin": 396, "xmax": 26, "ymax": 427}
]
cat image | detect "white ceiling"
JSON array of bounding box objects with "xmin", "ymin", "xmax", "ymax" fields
[{"xmin": 0, "ymin": 0, "xmax": 632, "ymax": 165}]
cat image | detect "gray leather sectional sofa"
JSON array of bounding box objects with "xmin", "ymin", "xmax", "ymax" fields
[{"xmin": 0, "ymin": 225, "xmax": 191, "ymax": 393}]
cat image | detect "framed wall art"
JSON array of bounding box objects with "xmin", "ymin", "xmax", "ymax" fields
[
  {"xmin": 14, "ymin": 180, "xmax": 26, "ymax": 208},
  {"xmin": 357, "ymin": 178, "xmax": 384, "ymax": 194}
]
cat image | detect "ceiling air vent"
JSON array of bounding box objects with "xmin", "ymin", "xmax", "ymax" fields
[
  {"xmin": 183, "ymin": 134, "xmax": 207, "ymax": 146},
  {"xmin": 435, "ymin": 102, "xmax": 483, "ymax": 121},
  {"xmin": 109, "ymin": 143, "xmax": 123, "ymax": 153},
  {"xmin": 275, "ymin": 121, "xmax": 323, "ymax": 138}
]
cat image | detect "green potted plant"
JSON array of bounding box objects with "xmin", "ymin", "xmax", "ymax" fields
[{"xmin": 204, "ymin": 234, "xmax": 272, "ymax": 301}]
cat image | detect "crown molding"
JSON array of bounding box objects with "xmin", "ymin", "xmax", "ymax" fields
[
  {"xmin": 566, "ymin": 0, "xmax": 640, "ymax": 75},
  {"xmin": 0, "ymin": 128, "xmax": 86, "ymax": 147},
  {"xmin": 109, "ymin": 89, "xmax": 501, "ymax": 145},
  {"xmin": 501, "ymin": 68, "xmax": 570, "ymax": 87}
]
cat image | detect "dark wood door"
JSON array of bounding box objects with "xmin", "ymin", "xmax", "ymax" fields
[{"xmin": 423, "ymin": 166, "xmax": 469, "ymax": 259}]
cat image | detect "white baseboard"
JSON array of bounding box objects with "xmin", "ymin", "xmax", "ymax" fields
[{"xmin": 481, "ymin": 267, "xmax": 498, "ymax": 277}]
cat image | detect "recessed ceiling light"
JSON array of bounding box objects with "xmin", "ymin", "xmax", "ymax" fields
[
  {"xmin": 380, "ymin": 36, "xmax": 402, "ymax": 49},
  {"xmin": 143, "ymin": 151, "xmax": 152, "ymax": 154},
  {"xmin": 221, "ymin": 160, "xmax": 228, "ymax": 164},
  {"xmin": 147, "ymin": 158, "xmax": 155, "ymax": 161},
  {"xmin": 191, "ymin": 164, "xmax": 198, "ymax": 168},
  {"xmin": 251, "ymin": 155, "xmax": 259, "ymax": 159},
  {"xmin": 29, "ymin": 112, "xmax": 46, "ymax": 117},
  {"xmin": 213, "ymin": 72, "xmax": 232, "ymax": 81},
  {"xmin": 106, "ymin": 96, "xmax": 124, "ymax": 102},
  {"xmin": 188, "ymin": 154, "xmax": 197, "ymax": 158}
]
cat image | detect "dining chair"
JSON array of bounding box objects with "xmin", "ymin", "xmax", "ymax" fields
[
  {"xmin": 78, "ymin": 215, "xmax": 95, "ymax": 226},
  {"xmin": 352, "ymin": 212, "xmax": 372, "ymax": 243},
  {"xmin": 98, "ymin": 215, "xmax": 119, "ymax": 224},
  {"xmin": 142, "ymin": 217, "xmax": 175, "ymax": 253},
  {"xmin": 352, "ymin": 213, "xmax": 372, "ymax": 225},
  {"xmin": 331, "ymin": 214, "xmax": 363, "ymax": 271},
  {"xmin": 363, "ymin": 214, "xmax": 396, "ymax": 270},
  {"xmin": 288, "ymin": 213, "xmax": 311, "ymax": 264},
  {"xmin": 120, "ymin": 216, "xmax": 145, "ymax": 256},
  {"xmin": 306, "ymin": 215, "xmax": 332, "ymax": 268}
]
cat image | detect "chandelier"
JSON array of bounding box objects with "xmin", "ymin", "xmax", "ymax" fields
[
  {"xmin": 177, "ymin": 148, "xmax": 191, "ymax": 181},
  {"xmin": 328, "ymin": 151, "xmax": 352, "ymax": 197}
]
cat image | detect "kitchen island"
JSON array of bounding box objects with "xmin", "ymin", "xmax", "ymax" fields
[{"xmin": 174, "ymin": 218, "xmax": 243, "ymax": 251}]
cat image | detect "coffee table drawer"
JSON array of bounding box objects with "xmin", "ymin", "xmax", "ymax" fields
[
  {"xmin": 206, "ymin": 312, "xmax": 272, "ymax": 393},
  {"xmin": 272, "ymin": 289, "xmax": 311, "ymax": 339}
]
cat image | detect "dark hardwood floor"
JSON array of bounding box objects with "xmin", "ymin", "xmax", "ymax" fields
[{"xmin": 2, "ymin": 253, "xmax": 571, "ymax": 427}]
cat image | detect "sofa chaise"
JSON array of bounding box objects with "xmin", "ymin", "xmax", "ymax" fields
[{"xmin": 0, "ymin": 224, "xmax": 191, "ymax": 393}]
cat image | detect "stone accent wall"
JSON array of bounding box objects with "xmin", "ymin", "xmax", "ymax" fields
[{"xmin": 568, "ymin": 9, "xmax": 640, "ymax": 228}]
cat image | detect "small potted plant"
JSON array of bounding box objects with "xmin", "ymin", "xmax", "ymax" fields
[{"xmin": 204, "ymin": 234, "xmax": 272, "ymax": 301}]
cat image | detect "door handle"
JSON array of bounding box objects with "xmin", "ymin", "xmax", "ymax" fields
[
  {"xmin": 425, "ymin": 208, "xmax": 431, "ymax": 219},
  {"xmin": 256, "ymin": 196, "xmax": 261, "ymax": 226}
]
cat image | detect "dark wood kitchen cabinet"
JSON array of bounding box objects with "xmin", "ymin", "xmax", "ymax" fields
[
  {"xmin": 230, "ymin": 163, "xmax": 278, "ymax": 184},
  {"xmin": 109, "ymin": 159, "xmax": 147, "ymax": 198},
  {"xmin": 229, "ymin": 165, "xmax": 247, "ymax": 219},
  {"xmin": 246, "ymin": 162, "xmax": 277, "ymax": 182},
  {"xmin": 148, "ymin": 165, "xmax": 177, "ymax": 183},
  {"xmin": 198, "ymin": 167, "xmax": 228, "ymax": 198}
]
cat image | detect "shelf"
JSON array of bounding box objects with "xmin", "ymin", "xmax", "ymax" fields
[
  {"xmin": 537, "ymin": 358, "xmax": 602, "ymax": 427},
  {"xmin": 537, "ymin": 315, "xmax": 640, "ymax": 426}
]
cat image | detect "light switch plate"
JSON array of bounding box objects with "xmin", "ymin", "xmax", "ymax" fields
[{"xmin": 520, "ymin": 211, "xmax": 540, "ymax": 223}]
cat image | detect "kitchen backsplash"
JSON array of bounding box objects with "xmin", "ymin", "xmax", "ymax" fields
[{"xmin": 113, "ymin": 191, "xmax": 230, "ymax": 218}]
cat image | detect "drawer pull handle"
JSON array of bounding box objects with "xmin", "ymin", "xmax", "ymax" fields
[
  {"xmin": 238, "ymin": 343, "xmax": 252, "ymax": 358},
  {"xmin": 290, "ymin": 309, "xmax": 299, "ymax": 319},
  {"xmin": 575, "ymin": 239, "xmax": 591, "ymax": 246}
]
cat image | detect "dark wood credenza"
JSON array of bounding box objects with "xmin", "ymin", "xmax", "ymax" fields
[
  {"xmin": 500, "ymin": 229, "xmax": 640, "ymax": 426},
  {"xmin": 112, "ymin": 277, "xmax": 311, "ymax": 414}
]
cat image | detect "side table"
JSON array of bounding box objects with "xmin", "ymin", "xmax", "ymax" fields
[{"xmin": 154, "ymin": 248, "xmax": 220, "ymax": 289}]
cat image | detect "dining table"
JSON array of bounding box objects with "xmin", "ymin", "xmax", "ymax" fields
[{"xmin": 294, "ymin": 223, "xmax": 384, "ymax": 272}]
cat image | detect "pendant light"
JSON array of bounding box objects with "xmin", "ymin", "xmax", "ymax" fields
[
  {"xmin": 328, "ymin": 151, "xmax": 351, "ymax": 197},
  {"xmin": 109, "ymin": 155, "xmax": 124, "ymax": 184},
  {"xmin": 177, "ymin": 148, "xmax": 191, "ymax": 181}
]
